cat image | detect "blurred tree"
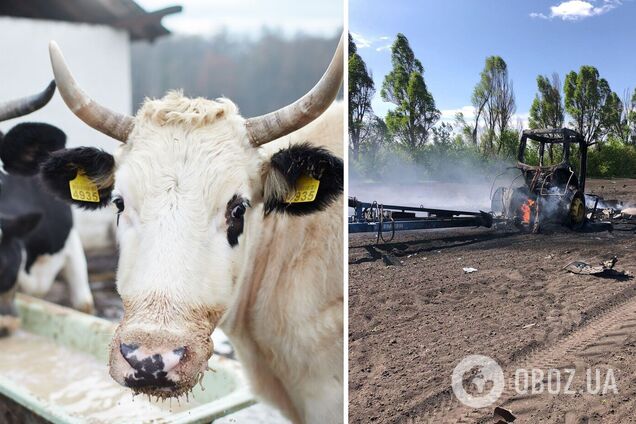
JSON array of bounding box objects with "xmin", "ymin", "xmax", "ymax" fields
[
  {"xmin": 529, "ymin": 73, "xmax": 564, "ymax": 162},
  {"xmin": 603, "ymin": 91, "xmax": 626, "ymax": 143},
  {"xmin": 432, "ymin": 122, "xmax": 453, "ymax": 146},
  {"xmin": 131, "ymin": 31, "xmax": 341, "ymax": 118},
  {"xmin": 472, "ymin": 56, "xmax": 515, "ymax": 153},
  {"xmin": 529, "ymin": 73, "xmax": 564, "ymax": 129},
  {"xmin": 471, "ymin": 62, "xmax": 493, "ymax": 145},
  {"xmin": 453, "ymin": 112, "xmax": 474, "ymax": 145},
  {"xmin": 629, "ymin": 88, "xmax": 636, "ymax": 145},
  {"xmin": 348, "ymin": 33, "xmax": 375, "ymax": 161},
  {"xmin": 381, "ymin": 33, "xmax": 440, "ymax": 155},
  {"xmin": 493, "ymin": 62, "xmax": 516, "ymax": 147},
  {"xmin": 564, "ymin": 65, "xmax": 614, "ymax": 147},
  {"xmin": 361, "ymin": 115, "xmax": 388, "ymax": 165},
  {"xmin": 617, "ymin": 88, "xmax": 636, "ymax": 145}
]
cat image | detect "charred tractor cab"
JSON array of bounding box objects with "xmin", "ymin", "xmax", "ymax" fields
[{"xmin": 491, "ymin": 128, "xmax": 588, "ymax": 232}]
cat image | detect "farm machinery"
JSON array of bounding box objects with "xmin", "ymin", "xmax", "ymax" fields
[
  {"xmin": 490, "ymin": 128, "xmax": 588, "ymax": 232},
  {"xmin": 348, "ymin": 198, "xmax": 493, "ymax": 242},
  {"xmin": 350, "ymin": 128, "xmax": 634, "ymax": 241}
]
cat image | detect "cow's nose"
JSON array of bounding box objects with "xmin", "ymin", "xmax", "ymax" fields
[{"xmin": 119, "ymin": 343, "xmax": 186, "ymax": 388}]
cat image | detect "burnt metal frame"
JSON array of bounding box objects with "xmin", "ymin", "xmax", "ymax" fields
[{"xmin": 517, "ymin": 128, "xmax": 588, "ymax": 193}]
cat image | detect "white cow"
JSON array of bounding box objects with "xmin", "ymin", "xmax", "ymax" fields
[{"xmin": 25, "ymin": 35, "xmax": 344, "ymax": 423}]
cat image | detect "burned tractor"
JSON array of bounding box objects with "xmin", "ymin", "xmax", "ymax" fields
[{"xmin": 491, "ymin": 128, "xmax": 588, "ymax": 232}]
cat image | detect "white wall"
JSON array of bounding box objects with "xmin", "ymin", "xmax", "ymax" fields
[{"xmin": 0, "ymin": 17, "xmax": 132, "ymax": 250}]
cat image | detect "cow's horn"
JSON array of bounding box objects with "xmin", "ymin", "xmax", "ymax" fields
[
  {"xmin": 0, "ymin": 80, "xmax": 56, "ymax": 122},
  {"xmin": 245, "ymin": 32, "xmax": 344, "ymax": 147},
  {"xmin": 49, "ymin": 41, "xmax": 134, "ymax": 143}
]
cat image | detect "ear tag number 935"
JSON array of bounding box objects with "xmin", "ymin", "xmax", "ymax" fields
[
  {"xmin": 286, "ymin": 174, "xmax": 320, "ymax": 203},
  {"xmin": 69, "ymin": 170, "xmax": 100, "ymax": 203}
]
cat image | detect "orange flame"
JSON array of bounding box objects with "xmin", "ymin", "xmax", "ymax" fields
[{"xmin": 520, "ymin": 199, "xmax": 536, "ymax": 224}]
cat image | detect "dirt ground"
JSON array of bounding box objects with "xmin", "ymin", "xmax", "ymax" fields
[{"xmin": 349, "ymin": 178, "xmax": 636, "ymax": 423}]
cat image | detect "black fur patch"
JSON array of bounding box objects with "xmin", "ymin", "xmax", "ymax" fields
[
  {"xmin": 264, "ymin": 143, "xmax": 343, "ymax": 215},
  {"xmin": 121, "ymin": 344, "xmax": 177, "ymax": 389},
  {"xmin": 40, "ymin": 147, "xmax": 115, "ymax": 209},
  {"xmin": 0, "ymin": 213, "xmax": 41, "ymax": 293},
  {"xmin": 0, "ymin": 213, "xmax": 42, "ymax": 239},
  {"xmin": 225, "ymin": 195, "xmax": 248, "ymax": 247},
  {"xmin": 0, "ymin": 123, "xmax": 66, "ymax": 176}
]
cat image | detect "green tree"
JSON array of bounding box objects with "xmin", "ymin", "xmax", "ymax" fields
[
  {"xmin": 470, "ymin": 61, "xmax": 493, "ymax": 144},
  {"xmin": 529, "ymin": 73, "xmax": 564, "ymax": 162},
  {"xmin": 453, "ymin": 112, "xmax": 474, "ymax": 145},
  {"xmin": 348, "ymin": 33, "xmax": 375, "ymax": 161},
  {"xmin": 564, "ymin": 65, "xmax": 614, "ymax": 146},
  {"xmin": 432, "ymin": 122, "xmax": 454, "ymax": 145},
  {"xmin": 618, "ymin": 88, "xmax": 636, "ymax": 145},
  {"xmin": 629, "ymin": 88, "xmax": 636, "ymax": 145},
  {"xmin": 472, "ymin": 56, "xmax": 515, "ymax": 153},
  {"xmin": 529, "ymin": 73, "xmax": 564, "ymax": 129},
  {"xmin": 603, "ymin": 91, "xmax": 626, "ymax": 142},
  {"xmin": 380, "ymin": 33, "xmax": 440, "ymax": 154},
  {"xmin": 361, "ymin": 116, "xmax": 389, "ymax": 164}
]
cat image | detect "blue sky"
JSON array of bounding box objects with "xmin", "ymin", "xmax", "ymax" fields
[{"xmin": 350, "ymin": 0, "xmax": 636, "ymax": 127}]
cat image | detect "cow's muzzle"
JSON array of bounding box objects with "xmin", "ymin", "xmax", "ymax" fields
[
  {"xmin": 109, "ymin": 325, "xmax": 214, "ymax": 398},
  {"xmin": 119, "ymin": 343, "xmax": 186, "ymax": 390}
]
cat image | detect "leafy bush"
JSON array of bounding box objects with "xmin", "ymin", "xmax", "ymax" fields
[{"xmin": 587, "ymin": 139, "xmax": 636, "ymax": 178}]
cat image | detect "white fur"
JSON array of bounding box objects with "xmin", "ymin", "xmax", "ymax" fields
[
  {"xmin": 18, "ymin": 229, "xmax": 94, "ymax": 312},
  {"xmin": 112, "ymin": 93, "xmax": 343, "ymax": 423}
]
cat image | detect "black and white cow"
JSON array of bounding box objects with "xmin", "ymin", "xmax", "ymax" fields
[{"xmin": 0, "ymin": 82, "xmax": 94, "ymax": 336}]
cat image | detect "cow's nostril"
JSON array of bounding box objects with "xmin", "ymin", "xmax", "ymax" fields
[
  {"xmin": 120, "ymin": 343, "xmax": 138, "ymax": 358},
  {"xmin": 120, "ymin": 343, "xmax": 186, "ymax": 377}
]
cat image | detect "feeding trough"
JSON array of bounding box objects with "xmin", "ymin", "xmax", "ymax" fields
[{"xmin": 0, "ymin": 294, "xmax": 254, "ymax": 424}]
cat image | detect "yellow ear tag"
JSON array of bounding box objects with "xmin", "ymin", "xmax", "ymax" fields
[
  {"xmin": 286, "ymin": 174, "xmax": 320, "ymax": 203},
  {"xmin": 69, "ymin": 170, "xmax": 100, "ymax": 203}
]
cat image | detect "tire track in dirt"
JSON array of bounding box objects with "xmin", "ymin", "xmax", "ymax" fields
[{"xmin": 412, "ymin": 284, "xmax": 636, "ymax": 423}]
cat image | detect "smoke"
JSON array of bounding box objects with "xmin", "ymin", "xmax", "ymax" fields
[
  {"xmin": 585, "ymin": 196, "xmax": 629, "ymax": 211},
  {"xmin": 349, "ymin": 148, "xmax": 520, "ymax": 213}
]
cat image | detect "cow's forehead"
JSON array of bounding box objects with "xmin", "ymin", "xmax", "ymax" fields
[{"xmin": 114, "ymin": 92, "xmax": 262, "ymax": 211}]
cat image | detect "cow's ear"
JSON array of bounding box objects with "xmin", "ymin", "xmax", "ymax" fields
[
  {"xmin": 0, "ymin": 123, "xmax": 66, "ymax": 176},
  {"xmin": 262, "ymin": 143, "xmax": 343, "ymax": 215},
  {"xmin": 41, "ymin": 147, "xmax": 115, "ymax": 210},
  {"xmin": 1, "ymin": 213, "xmax": 41, "ymax": 240}
]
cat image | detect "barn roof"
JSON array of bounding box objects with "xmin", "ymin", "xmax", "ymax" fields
[{"xmin": 0, "ymin": 0, "xmax": 182, "ymax": 41}]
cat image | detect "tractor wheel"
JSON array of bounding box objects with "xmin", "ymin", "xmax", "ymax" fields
[{"xmin": 566, "ymin": 191, "xmax": 586, "ymax": 230}]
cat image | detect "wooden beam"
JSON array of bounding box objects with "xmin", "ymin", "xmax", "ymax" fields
[{"xmin": 108, "ymin": 5, "xmax": 181, "ymax": 29}]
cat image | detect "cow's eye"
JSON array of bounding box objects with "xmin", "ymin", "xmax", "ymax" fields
[
  {"xmin": 113, "ymin": 196, "xmax": 125, "ymax": 213},
  {"xmin": 113, "ymin": 196, "xmax": 125, "ymax": 226},
  {"xmin": 226, "ymin": 195, "xmax": 250, "ymax": 247},
  {"xmin": 231, "ymin": 203, "xmax": 246, "ymax": 219}
]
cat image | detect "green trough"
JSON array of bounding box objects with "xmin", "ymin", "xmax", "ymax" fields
[{"xmin": 0, "ymin": 295, "xmax": 254, "ymax": 424}]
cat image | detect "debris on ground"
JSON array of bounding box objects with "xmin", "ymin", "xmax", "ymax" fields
[
  {"xmin": 563, "ymin": 256, "xmax": 631, "ymax": 279},
  {"xmin": 463, "ymin": 267, "xmax": 478, "ymax": 273},
  {"xmin": 622, "ymin": 207, "xmax": 636, "ymax": 218},
  {"xmin": 382, "ymin": 254, "xmax": 402, "ymax": 267},
  {"xmin": 494, "ymin": 406, "xmax": 516, "ymax": 422}
]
